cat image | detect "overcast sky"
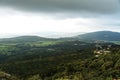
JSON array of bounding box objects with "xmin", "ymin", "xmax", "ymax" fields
[{"xmin": 0, "ymin": 0, "xmax": 120, "ymax": 37}]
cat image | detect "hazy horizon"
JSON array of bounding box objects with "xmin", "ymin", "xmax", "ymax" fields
[
  {"xmin": 0, "ymin": 30, "xmax": 119, "ymax": 39},
  {"xmin": 0, "ymin": 31, "xmax": 86, "ymax": 38},
  {"xmin": 0, "ymin": 0, "xmax": 120, "ymax": 38}
]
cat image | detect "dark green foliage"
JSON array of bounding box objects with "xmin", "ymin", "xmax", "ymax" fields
[{"xmin": 0, "ymin": 38, "xmax": 119, "ymax": 80}]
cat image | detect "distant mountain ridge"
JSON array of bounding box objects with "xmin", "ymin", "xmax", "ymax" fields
[
  {"xmin": 76, "ymin": 31, "xmax": 120, "ymax": 41},
  {"xmin": 0, "ymin": 36, "xmax": 54, "ymax": 43},
  {"xmin": 0, "ymin": 31, "xmax": 119, "ymax": 43}
]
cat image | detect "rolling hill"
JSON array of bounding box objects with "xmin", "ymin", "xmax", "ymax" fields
[
  {"xmin": 0, "ymin": 36, "xmax": 55, "ymax": 44},
  {"xmin": 0, "ymin": 31, "xmax": 119, "ymax": 44},
  {"xmin": 76, "ymin": 31, "xmax": 120, "ymax": 41},
  {"xmin": 0, "ymin": 31, "xmax": 119, "ymax": 79}
]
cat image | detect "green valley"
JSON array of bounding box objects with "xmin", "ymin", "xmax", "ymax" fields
[{"xmin": 0, "ymin": 31, "xmax": 119, "ymax": 80}]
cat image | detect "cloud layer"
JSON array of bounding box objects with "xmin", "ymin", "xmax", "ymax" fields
[
  {"xmin": 0, "ymin": 0, "xmax": 120, "ymax": 14},
  {"xmin": 0, "ymin": 0, "xmax": 120, "ymax": 37}
]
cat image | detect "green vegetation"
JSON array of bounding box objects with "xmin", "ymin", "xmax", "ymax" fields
[
  {"xmin": 0, "ymin": 71, "xmax": 18, "ymax": 80},
  {"xmin": 0, "ymin": 36, "xmax": 119, "ymax": 80}
]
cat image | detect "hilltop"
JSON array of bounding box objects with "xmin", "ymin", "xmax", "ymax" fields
[{"xmin": 76, "ymin": 31, "xmax": 120, "ymax": 41}]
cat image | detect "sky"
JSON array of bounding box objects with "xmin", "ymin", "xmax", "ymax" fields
[{"xmin": 0, "ymin": 0, "xmax": 120, "ymax": 38}]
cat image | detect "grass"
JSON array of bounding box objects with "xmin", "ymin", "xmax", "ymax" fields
[{"xmin": 29, "ymin": 40, "xmax": 64, "ymax": 47}]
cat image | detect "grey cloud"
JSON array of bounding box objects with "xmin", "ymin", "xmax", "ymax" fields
[{"xmin": 0, "ymin": 0, "xmax": 120, "ymax": 14}]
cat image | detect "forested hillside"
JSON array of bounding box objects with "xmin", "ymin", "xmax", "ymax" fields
[
  {"xmin": 0, "ymin": 35, "xmax": 119, "ymax": 80},
  {"xmin": 0, "ymin": 0, "xmax": 120, "ymax": 79}
]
